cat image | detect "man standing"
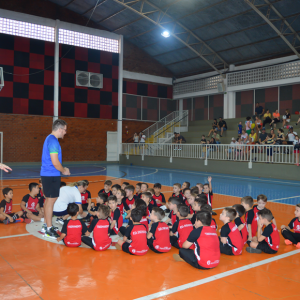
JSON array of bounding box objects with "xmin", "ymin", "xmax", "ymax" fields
[
  {"xmin": 41, "ymin": 119, "xmax": 70, "ymax": 239},
  {"xmin": 252, "ymin": 103, "xmax": 264, "ymax": 121}
]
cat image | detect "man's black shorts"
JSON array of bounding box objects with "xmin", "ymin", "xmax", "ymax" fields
[
  {"xmin": 41, "ymin": 176, "xmax": 61, "ymax": 198},
  {"xmin": 257, "ymin": 240, "xmax": 277, "ymax": 254}
]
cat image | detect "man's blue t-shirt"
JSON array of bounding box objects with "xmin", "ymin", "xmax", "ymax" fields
[{"xmin": 40, "ymin": 134, "xmax": 62, "ymax": 176}]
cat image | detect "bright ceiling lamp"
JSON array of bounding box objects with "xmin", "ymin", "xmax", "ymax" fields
[{"xmin": 161, "ymin": 30, "xmax": 170, "ymax": 38}]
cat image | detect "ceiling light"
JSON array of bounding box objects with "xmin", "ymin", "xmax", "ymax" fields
[{"xmin": 161, "ymin": 30, "xmax": 170, "ymax": 38}]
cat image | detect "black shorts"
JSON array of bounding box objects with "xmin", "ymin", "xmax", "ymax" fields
[
  {"xmin": 147, "ymin": 239, "xmax": 163, "ymax": 254},
  {"xmin": 23, "ymin": 211, "xmax": 39, "ymax": 218},
  {"xmin": 122, "ymin": 242, "xmax": 134, "ymax": 255},
  {"xmin": 41, "ymin": 176, "xmax": 61, "ymax": 198},
  {"xmin": 257, "ymin": 240, "xmax": 277, "ymax": 254},
  {"xmin": 82, "ymin": 203, "xmax": 88, "ymax": 211}
]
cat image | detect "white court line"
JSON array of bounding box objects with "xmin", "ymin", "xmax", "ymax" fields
[
  {"xmin": 0, "ymin": 233, "xmax": 31, "ymax": 239},
  {"xmin": 134, "ymin": 249, "xmax": 300, "ymax": 300}
]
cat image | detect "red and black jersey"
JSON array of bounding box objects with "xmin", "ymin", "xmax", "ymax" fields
[
  {"xmin": 117, "ymin": 200, "xmax": 129, "ymax": 215},
  {"xmin": 210, "ymin": 218, "xmax": 217, "ymax": 230},
  {"xmin": 38, "ymin": 196, "xmax": 46, "ymax": 208},
  {"xmin": 180, "ymin": 191, "xmax": 186, "ymax": 201},
  {"xmin": 88, "ymin": 218, "xmax": 112, "ymax": 251},
  {"xmin": 234, "ymin": 217, "xmax": 248, "ymax": 244},
  {"xmin": 0, "ymin": 199, "xmax": 13, "ymax": 214},
  {"xmin": 129, "ymin": 216, "xmax": 149, "ymax": 231},
  {"xmin": 288, "ymin": 217, "xmax": 300, "ymax": 233},
  {"xmin": 149, "ymin": 197, "xmax": 156, "ymax": 206},
  {"xmin": 245, "ymin": 208, "xmax": 256, "ymax": 236},
  {"xmin": 171, "ymin": 218, "xmax": 194, "ymax": 248},
  {"xmin": 187, "ymin": 226, "xmax": 220, "ymax": 269},
  {"xmin": 61, "ymin": 219, "xmax": 88, "ymax": 247},
  {"xmin": 135, "ymin": 192, "xmax": 139, "ymax": 197},
  {"xmin": 37, "ymin": 188, "xmax": 44, "ymax": 198},
  {"xmin": 124, "ymin": 224, "xmax": 149, "ymax": 255},
  {"xmin": 81, "ymin": 190, "xmax": 91, "ymax": 205},
  {"xmin": 152, "ymin": 193, "xmax": 166, "ymax": 207},
  {"xmin": 98, "ymin": 189, "xmax": 112, "ymax": 197},
  {"xmin": 138, "ymin": 193, "xmax": 142, "ymax": 198},
  {"xmin": 262, "ymin": 223, "xmax": 280, "ymax": 251},
  {"xmin": 149, "ymin": 221, "xmax": 171, "ymax": 252},
  {"xmin": 124, "ymin": 196, "xmax": 136, "ymax": 210},
  {"xmin": 22, "ymin": 194, "xmax": 39, "ymax": 212},
  {"xmin": 220, "ymin": 222, "xmax": 243, "ymax": 255},
  {"xmin": 204, "ymin": 191, "xmax": 214, "ymax": 207},
  {"xmin": 172, "ymin": 193, "xmax": 184, "ymax": 204},
  {"xmin": 168, "ymin": 210, "xmax": 177, "ymax": 225},
  {"xmin": 111, "ymin": 207, "xmax": 123, "ymax": 234}
]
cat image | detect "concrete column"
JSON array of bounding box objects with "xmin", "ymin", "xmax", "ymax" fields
[
  {"xmin": 53, "ymin": 19, "xmax": 60, "ymax": 122},
  {"xmin": 223, "ymin": 64, "xmax": 236, "ymax": 119},
  {"xmin": 117, "ymin": 35, "xmax": 124, "ymax": 157}
]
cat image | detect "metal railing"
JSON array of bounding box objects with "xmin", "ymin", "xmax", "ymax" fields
[{"xmin": 121, "ymin": 143, "xmax": 297, "ymax": 168}]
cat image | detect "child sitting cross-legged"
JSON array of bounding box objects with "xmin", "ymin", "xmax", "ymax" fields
[
  {"xmin": 0, "ymin": 188, "xmax": 24, "ymax": 224},
  {"xmin": 57, "ymin": 203, "xmax": 88, "ymax": 247},
  {"xmin": 115, "ymin": 208, "xmax": 149, "ymax": 256},
  {"xmin": 108, "ymin": 195, "xmax": 123, "ymax": 236},
  {"xmin": 165, "ymin": 197, "xmax": 182, "ymax": 227},
  {"xmin": 81, "ymin": 204, "xmax": 112, "ymax": 251},
  {"xmin": 219, "ymin": 207, "xmax": 243, "ymax": 256},
  {"xmin": 147, "ymin": 207, "xmax": 171, "ymax": 253},
  {"xmin": 173, "ymin": 211, "xmax": 220, "ymax": 270},
  {"xmin": 170, "ymin": 204, "xmax": 194, "ymax": 249},
  {"xmin": 281, "ymin": 203, "xmax": 300, "ymax": 248},
  {"xmin": 200, "ymin": 204, "xmax": 217, "ymax": 230},
  {"xmin": 246, "ymin": 208, "xmax": 280, "ymax": 254},
  {"xmin": 191, "ymin": 198, "xmax": 208, "ymax": 225},
  {"xmin": 232, "ymin": 204, "xmax": 248, "ymax": 245},
  {"xmin": 86, "ymin": 193, "xmax": 108, "ymax": 220}
]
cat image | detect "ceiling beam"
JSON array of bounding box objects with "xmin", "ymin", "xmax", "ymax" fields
[
  {"xmin": 245, "ymin": 0, "xmax": 300, "ymax": 59},
  {"xmin": 81, "ymin": 0, "xmax": 109, "ymax": 16},
  {"xmin": 63, "ymin": 0, "xmax": 77, "ymax": 8},
  {"xmin": 112, "ymin": 0, "xmax": 228, "ymax": 76}
]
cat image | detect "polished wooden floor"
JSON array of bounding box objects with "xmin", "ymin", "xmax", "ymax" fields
[{"xmin": 0, "ymin": 175, "xmax": 299, "ymax": 300}]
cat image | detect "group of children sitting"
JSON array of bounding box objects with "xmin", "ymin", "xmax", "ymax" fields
[{"xmin": 1, "ymin": 178, "xmax": 300, "ymax": 270}]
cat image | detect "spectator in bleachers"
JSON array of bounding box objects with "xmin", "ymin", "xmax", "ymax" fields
[
  {"xmin": 245, "ymin": 117, "xmax": 252, "ymax": 135},
  {"xmin": 207, "ymin": 138, "xmax": 216, "ymax": 157},
  {"xmin": 259, "ymin": 128, "xmax": 268, "ymax": 144},
  {"xmin": 275, "ymin": 129, "xmax": 285, "ymax": 145},
  {"xmin": 286, "ymin": 127, "xmax": 297, "ymax": 145},
  {"xmin": 241, "ymin": 129, "xmax": 249, "ymax": 144},
  {"xmin": 217, "ymin": 117, "xmax": 227, "ymax": 137},
  {"xmin": 252, "ymin": 103, "xmax": 264, "ymax": 121},
  {"xmin": 207, "ymin": 119, "xmax": 218, "ymax": 137},
  {"xmin": 255, "ymin": 116, "xmax": 263, "ymax": 134},
  {"xmin": 263, "ymin": 109, "xmax": 272, "ymax": 128},
  {"xmin": 212, "ymin": 130, "xmax": 221, "ymax": 144},
  {"xmin": 282, "ymin": 109, "xmax": 291, "ymax": 129},
  {"xmin": 270, "ymin": 110, "xmax": 281, "ymax": 129},
  {"xmin": 226, "ymin": 138, "xmax": 236, "ymax": 159},
  {"xmin": 293, "ymin": 135, "xmax": 300, "ymax": 165},
  {"xmin": 270, "ymin": 129, "xmax": 276, "ymax": 140},
  {"xmin": 249, "ymin": 129, "xmax": 257, "ymax": 144}
]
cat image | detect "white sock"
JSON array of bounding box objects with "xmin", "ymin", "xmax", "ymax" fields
[
  {"xmin": 41, "ymin": 218, "xmax": 44, "ymax": 222},
  {"xmin": 47, "ymin": 227, "xmax": 52, "ymax": 230}
]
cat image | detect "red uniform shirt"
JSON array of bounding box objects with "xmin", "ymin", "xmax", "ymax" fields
[
  {"xmin": 117, "ymin": 201, "xmax": 126, "ymax": 215},
  {"xmin": 263, "ymin": 223, "xmax": 280, "ymax": 251},
  {"xmin": 152, "ymin": 193, "xmax": 166, "ymax": 207},
  {"xmin": 124, "ymin": 224, "xmax": 149, "ymax": 255},
  {"xmin": 210, "ymin": 218, "xmax": 217, "ymax": 230},
  {"xmin": 187, "ymin": 226, "xmax": 220, "ymax": 269},
  {"xmin": 61, "ymin": 219, "xmax": 87, "ymax": 247},
  {"xmin": 81, "ymin": 190, "xmax": 91, "ymax": 205},
  {"xmin": 204, "ymin": 191, "xmax": 214, "ymax": 207},
  {"xmin": 288, "ymin": 217, "xmax": 300, "ymax": 233},
  {"xmin": 111, "ymin": 207, "xmax": 123, "ymax": 234},
  {"xmin": 168, "ymin": 210, "xmax": 177, "ymax": 225},
  {"xmin": 88, "ymin": 218, "xmax": 112, "ymax": 251},
  {"xmin": 221, "ymin": 222, "xmax": 243, "ymax": 255},
  {"xmin": 234, "ymin": 217, "xmax": 248, "ymax": 244},
  {"xmin": 22, "ymin": 194, "xmax": 39, "ymax": 212},
  {"xmin": 172, "ymin": 218, "xmax": 194, "ymax": 248},
  {"xmin": 125, "ymin": 196, "xmax": 136, "ymax": 210},
  {"xmin": 149, "ymin": 221, "xmax": 171, "ymax": 252},
  {"xmin": 98, "ymin": 189, "xmax": 112, "ymax": 197},
  {"xmin": 0, "ymin": 199, "xmax": 13, "ymax": 214}
]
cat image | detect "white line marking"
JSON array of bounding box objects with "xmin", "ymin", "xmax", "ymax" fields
[
  {"xmin": 0, "ymin": 233, "xmax": 31, "ymax": 239},
  {"xmin": 134, "ymin": 249, "xmax": 300, "ymax": 300}
]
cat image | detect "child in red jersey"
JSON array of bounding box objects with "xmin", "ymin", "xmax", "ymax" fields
[
  {"xmin": 196, "ymin": 183, "xmax": 204, "ymax": 195},
  {"xmin": 232, "ymin": 204, "xmax": 248, "ymax": 245},
  {"xmin": 219, "ymin": 207, "xmax": 243, "ymax": 256},
  {"xmin": 187, "ymin": 193, "xmax": 197, "ymax": 218},
  {"xmin": 57, "ymin": 203, "xmax": 88, "ymax": 247},
  {"xmin": 174, "ymin": 211, "xmax": 220, "ymax": 270},
  {"xmin": 153, "ymin": 183, "xmax": 166, "ymax": 207},
  {"xmin": 147, "ymin": 188, "xmax": 157, "ymax": 206},
  {"xmin": 201, "ymin": 204, "xmax": 217, "ymax": 231},
  {"xmin": 81, "ymin": 204, "xmax": 112, "ymax": 251},
  {"xmin": 98, "ymin": 180, "xmax": 112, "ymax": 197},
  {"xmin": 281, "ymin": 203, "xmax": 300, "ymax": 248},
  {"xmin": 138, "ymin": 183, "xmax": 148, "ymax": 198},
  {"xmin": 241, "ymin": 196, "xmax": 255, "ymax": 241},
  {"xmin": 147, "ymin": 207, "xmax": 171, "ymax": 253},
  {"xmin": 87, "ymin": 193, "xmax": 108, "ymax": 220},
  {"xmin": 124, "ymin": 185, "xmax": 137, "ymax": 210},
  {"xmin": 116, "ymin": 188, "xmax": 128, "ymax": 215},
  {"xmin": 165, "ymin": 197, "xmax": 182, "ymax": 227},
  {"xmin": 80, "ymin": 179, "xmax": 91, "ymax": 211},
  {"xmin": 21, "ymin": 183, "xmax": 45, "ymax": 222},
  {"xmin": 203, "ymin": 176, "xmax": 214, "ymax": 207},
  {"xmin": 183, "ymin": 188, "xmax": 191, "ymax": 206},
  {"xmin": 170, "ymin": 204, "xmax": 194, "ymax": 249},
  {"xmin": 181, "ymin": 182, "xmax": 190, "ymax": 200},
  {"xmin": 247, "ymin": 208, "xmax": 280, "ymax": 254},
  {"xmin": 116, "ymin": 208, "xmax": 149, "ymax": 255},
  {"xmin": 135, "ymin": 183, "xmax": 142, "ymax": 197},
  {"xmin": 111, "ymin": 184, "xmax": 121, "ymax": 196},
  {"xmin": 191, "ymin": 198, "xmax": 208, "ymax": 225},
  {"xmin": 0, "ymin": 188, "xmax": 24, "ymax": 224},
  {"xmin": 108, "ymin": 195, "xmax": 123, "ymax": 235},
  {"xmin": 141, "ymin": 192, "xmax": 157, "ymax": 214},
  {"xmin": 172, "ymin": 183, "xmax": 184, "ymax": 204}
]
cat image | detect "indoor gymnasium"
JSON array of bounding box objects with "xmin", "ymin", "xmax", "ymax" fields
[{"xmin": 0, "ymin": 0, "xmax": 300, "ymax": 299}]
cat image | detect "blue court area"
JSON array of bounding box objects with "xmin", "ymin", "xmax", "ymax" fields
[{"xmin": 2, "ymin": 163, "xmax": 299, "ymax": 206}]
